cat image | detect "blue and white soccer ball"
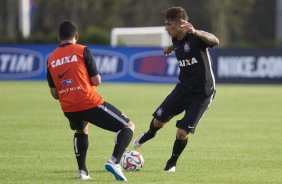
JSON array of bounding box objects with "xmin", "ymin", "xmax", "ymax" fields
[{"xmin": 121, "ymin": 150, "xmax": 144, "ymax": 171}]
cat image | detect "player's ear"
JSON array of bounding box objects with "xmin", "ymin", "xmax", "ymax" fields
[{"xmin": 74, "ymin": 33, "xmax": 79, "ymax": 41}]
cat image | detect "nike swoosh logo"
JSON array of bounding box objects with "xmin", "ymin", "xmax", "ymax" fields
[{"xmin": 58, "ymin": 68, "xmax": 72, "ymax": 79}]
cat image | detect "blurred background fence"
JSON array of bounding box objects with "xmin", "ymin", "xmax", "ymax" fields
[
  {"xmin": 0, "ymin": 0, "xmax": 280, "ymax": 48},
  {"xmin": 0, "ymin": 0, "xmax": 282, "ymax": 83}
]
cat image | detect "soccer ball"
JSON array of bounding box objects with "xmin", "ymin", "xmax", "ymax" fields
[{"xmin": 121, "ymin": 150, "xmax": 144, "ymax": 171}]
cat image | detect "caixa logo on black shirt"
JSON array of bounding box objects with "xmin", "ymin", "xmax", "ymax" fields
[
  {"xmin": 90, "ymin": 49, "xmax": 127, "ymax": 80},
  {"xmin": 129, "ymin": 51, "xmax": 179, "ymax": 83},
  {"xmin": 179, "ymin": 58, "xmax": 198, "ymax": 67},
  {"xmin": 0, "ymin": 48, "xmax": 44, "ymax": 79}
]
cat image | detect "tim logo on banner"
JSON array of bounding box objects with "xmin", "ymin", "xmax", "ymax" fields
[
  {"xmin": 91, "ymin": 49, "xmax": 127, "ymax": 80},
  {"xmin": 0, "ymin": 48, "xmax": 44, "ymax": 79},
  {"xmin": 129, "ymin": 51, "xmax": 179, "ymax": 83}
]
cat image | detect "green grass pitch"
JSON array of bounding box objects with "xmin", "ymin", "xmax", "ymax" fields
[{"xmin": 0, "ymin": 81, "xmax": 281, "ymax": 184}]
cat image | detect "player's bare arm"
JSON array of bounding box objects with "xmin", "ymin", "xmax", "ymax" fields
[
  {"xmin": 163, "ymin": 45, "xmax": 174, "ymax": 56},
  {"xmin": 180, "ymin": 19, "xmax": 219, "ymax": 46},
  {"xmin": 90, "ymin": 74, "xmax": 101, "ymax": 86},
  {"xmin": 193, "ymin": 30, "xmax": 219, "ymax": 46}
]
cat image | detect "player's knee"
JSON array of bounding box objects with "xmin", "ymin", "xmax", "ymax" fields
[
  {"xmin": 125, "ymin": 121, "xmax": 135, "ymax": 132},
  {"xmin": 76, "ymin": 124, "xmax": 89, "ymax": 134},
  {"xmin": 153, "ymin": 118, "xmax": 165, "ymax": 128},
  {"xmin": 176, "ymin": 129, "xmax": 189, "ymax": 140}
]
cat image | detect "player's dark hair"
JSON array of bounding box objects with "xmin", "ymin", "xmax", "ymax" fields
[
  {"xmin": 59, "ymin": 21, "xmax": 78, "ymax": 40},
  {"xmin": 165, "ymin": 7, "xmax": 188, "ymax": 21}
]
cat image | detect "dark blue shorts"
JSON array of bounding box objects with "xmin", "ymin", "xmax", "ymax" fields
[
  {"xmin": 153, "ymin": 83, "xmax": 215, "ymax": 133},
  {"xmin": 64, "ymin": 102, "xmax": 130, "ymax": 132}
]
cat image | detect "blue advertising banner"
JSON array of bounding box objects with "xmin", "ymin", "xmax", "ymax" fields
[
  {"xmin": 214, "ymin": 49, "xmax": 282, "ymax": 84},
  {"xmin": 0, "ymin": 45, "xmax": 282, "ymax": 84},
  {"xmin": 0, "ymin": 44, "xmax": 56, "ymax": 80},
  {"xmin": 0, "ymin": 47, "xmax": 44, "ymax": 79},
  {"xmin": 129, "ymin": 51, "xmax": 178, "ymax": 83}
]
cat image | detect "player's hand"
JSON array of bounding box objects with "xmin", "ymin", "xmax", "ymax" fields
[
  {"xmin": 180, "ymin": 19, "xmax": 196, "ymax": 34},
  {"xmin": 163, "ymin": 46, "xmax": 174, "ymax": 56}
]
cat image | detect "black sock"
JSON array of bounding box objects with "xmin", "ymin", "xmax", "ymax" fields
[
  {"xmin": 112, "ymin": 128, "xmax": 133, "ymax": 164},
  {"xmin": 74, "ymin": 133, "xmax": 88, "ymax": 173},
  {"xmin": 139, "ymin": 119, "xmax": 160, "ymax": 144},
  {"xmin": 167, "ymin": 138, "xmax": 188, "ymax": 166}
]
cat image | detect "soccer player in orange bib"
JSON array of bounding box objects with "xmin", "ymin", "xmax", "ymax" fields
[{"xmin": 47, "ymin": 21, "xmax": 134, "ymax": 181}]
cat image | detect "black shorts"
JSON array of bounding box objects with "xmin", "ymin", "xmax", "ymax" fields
[
  {"xmin": 153, "ymin": 83, "xmax": 215, "ymax": 134},
  {"xmin": 64, "ymin": 102, "xmax": 130, "ymax": 132}
]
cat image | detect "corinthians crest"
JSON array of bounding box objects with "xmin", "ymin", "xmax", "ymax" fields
[{"xmin": 183, "ymin": 42, "xmax": 190, "ymax": 53}]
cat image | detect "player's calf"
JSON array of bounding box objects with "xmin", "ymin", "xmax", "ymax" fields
[{"xmin": 133, "ymin": 118, "xmax": 163, "ymax": 148}]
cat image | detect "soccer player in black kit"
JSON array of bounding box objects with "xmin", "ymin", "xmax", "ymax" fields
[{"xmin": 133, "ymin": 7, "xmax": 219, "ymax": 172}]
